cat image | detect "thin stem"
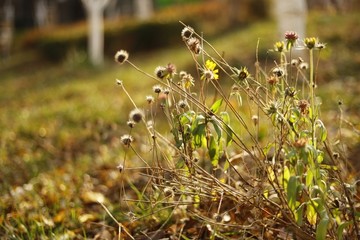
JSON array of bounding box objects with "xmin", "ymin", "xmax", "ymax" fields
[{"xmin": 309, "ymin": 49, "xmax": 316, "ymax": 147}]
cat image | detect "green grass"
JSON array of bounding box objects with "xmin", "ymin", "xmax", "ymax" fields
[{"xmin": 1, "ymin": 11, "xmax": 360, "ymax": 238}]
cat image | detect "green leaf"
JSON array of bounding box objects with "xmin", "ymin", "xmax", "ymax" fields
[
  {"xmin": 208, "ymin": 135, "xmax": 219, "ymax": 167},
  {"xmin": 210, "ymin": 119, "xmax": 222, "ymax": 140},
  {"xmin": 316, "ymin": 119, "xmax": 327, "ymax": 142},
  {"xmin": 220, "ymin": 111, "xmax": 233, "ymax": 146},
  {"xmin": 287, "ymin": 176, "xmax": 298, "ymax": 211},
  {"xmin": 306, "ymin": 200, "xmax": 317, "ymax": 226},
  {"xmin": 192, "ymin": 123, "xmax": 206, "ymax": 147},
  {"xmin": 337, "ymin": 221, "xmax": 352, "ymax": 240},
  {"xmin": 283, "ymin": 166, "xmax": 290, "ymax": 190},
  {"xmin": 306, "ymin": 168, "xmax": 314, "ymax": 187},
  {"xmin": 220, "ymin": 111, "xmax": 230, "ymax": 124},
  {"xmin": 210, "ymin": 99, "xmax": 223, "ymax": 114},
  {"xmin": 316, "ymin": 215, "xmax": 329, "ymax": 240},
  {"xmin": 191, "ymin": 115, "xmax": 206, "ymax": 147},
  {"xmin": 295, "ymin": 203, "xmax": 305, "ymax": 225}
]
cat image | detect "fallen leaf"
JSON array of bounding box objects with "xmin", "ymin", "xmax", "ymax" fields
[
  {"xmin": 79, "ymin": 213, "xmax": 97, "ymax": 223},
  {"xmin": 81, "ymin": 191, "xmax": 107, "ymax": 204}
]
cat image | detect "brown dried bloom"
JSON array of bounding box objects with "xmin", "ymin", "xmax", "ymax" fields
[
  {"xmin": 294, "ymin": 138, "xmax": 307, "ymax": 148},
  {"xmin": 267, "ymin": 76, "xmax": 278, "ymax": 85},
  {"xmin": 298, "ymin": 99, "xmax": 309, "ymax": 115}
]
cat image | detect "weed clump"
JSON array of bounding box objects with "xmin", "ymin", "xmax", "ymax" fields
[{"xmin": 112, "ymin": 24, "xmax": 359, "ymax": 239}]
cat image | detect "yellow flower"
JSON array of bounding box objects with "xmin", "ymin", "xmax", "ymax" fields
[{"xmin": 201, "ymin": 60, "xmax": 219, "ymax": 81}]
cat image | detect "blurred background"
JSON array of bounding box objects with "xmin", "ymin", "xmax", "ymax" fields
[
  {"xmin": 0, "ymin": 0, "xmax": 359, "ymax": 63},
  {"xmin": 1, "ymin": 0, "xmax": 360, "ymax": 238}
]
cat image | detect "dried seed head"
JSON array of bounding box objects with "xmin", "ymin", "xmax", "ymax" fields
[
  {"xmin": 120, "ymin": 134, "xmax": 133, "ymax": 147},
  {"xmin": 146, "ymin": 95, "xmax": 155, "ymax": 104},
  {"xmin": 117, "ymin": 164, "xmax": 124, "ymax": 173},
  {"xmin": 285, "ymin": 87, "xmax": 297, "ymax": 98},
  {"xmin": 163, "ymin": 187, "xmax": 174, "ymax": 198},
  {"xmin": 291, "ymin": 59, "xmax": 299, "ymax": 66},
  {"xmin": 152, "ymin": 85, "xmax": 163, "ymax": 94},
  {"xmin": 114, "ymin": 50, "xmax": 129, "ymax": 64},
  {"xmin": 127, "ymin": 120, "xmax": 136, "ymax": 128},
  {"xmin": 186, "ymin": 37, "xmax": 201, "ymax": 55},
  {"xmin": 272, "ymin": 67, "xmax": 285, "ymax": 77},
  {"xmin": 265, "ymin": 100, "xmax": 281, "ymax": 115},
  {"xmin": 179, "ymin": 71, "xmax": 187, "ymax": 79},
  {"xmin": 154, "ymin": 66, "xmax": 167, "ymax": 80},
  {"xmin": 299, "ymin": 62, "xmax": 309, "ymax": 70},
  {"xmin": 181, "ymin": 26, "xmax": 194, "ymax": 40},
  {"xmin": 178, "ymin": 99, "xmax": 188, "ymax": 109},
  {"xmin": 116, "ymin": 79, "xmax": 123, "ymax": 86},
  {"xmin": 237, "ymin": 67, "xmax": 250, "ymax": 81},
  {"xmin": 163, "ymin": 88, "xmax": 171, "ymax": 95},
  {"xmin": 129, "ymin": 108, "xmax": 144, "ymax": 123},
  {"xmin": 252, "ymin": 115, "xmax": 259, "ymax": 126}
]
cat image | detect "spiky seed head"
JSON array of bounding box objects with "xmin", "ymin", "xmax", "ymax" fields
[{"xmin": 114, "ymin": 50, "xmax": 129, "ymax": 64}]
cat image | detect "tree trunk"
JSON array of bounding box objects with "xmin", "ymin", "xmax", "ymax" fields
[
  {"xmin": 134, "ymin": 0, "xmax": 153, "ymax": 20},
  {"xmin": 35, "ymin": 0, "xmax": 49, "ymax": 28},
  {"xmin": 273, "ymin": 0, "xmax": 307, "ymax": 39},
  {"xmin": 82, "ymin": 0, "xmax": 110, "ymax": 66},
  {"xmin": 0, "ymin": 0, "xmax": 14, "ymax": 59}
]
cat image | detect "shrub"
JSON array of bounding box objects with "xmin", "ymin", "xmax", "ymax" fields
[
  {"xmin": 19, "ymin": 0, "xmax": 270, "ymax": 62},
  {"xmin": 111, "ymin": 24, "xmax": 360, "ymax": 239}
]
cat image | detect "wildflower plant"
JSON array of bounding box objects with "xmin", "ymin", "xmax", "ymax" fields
[{"xmin": 111, "ymin": 25, "xmax": 359, "ymax": 239}]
